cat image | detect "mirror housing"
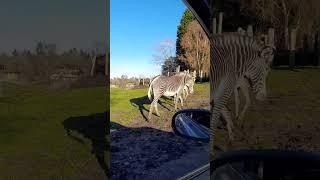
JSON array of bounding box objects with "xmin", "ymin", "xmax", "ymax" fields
[{"xmin": 172, "ymin": 109, "xmax": 210, "ymax": 142}]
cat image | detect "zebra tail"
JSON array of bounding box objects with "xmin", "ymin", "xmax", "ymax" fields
[{"xmin": 148, "ymin": 83, "xmax": 153, "ymax": 101}]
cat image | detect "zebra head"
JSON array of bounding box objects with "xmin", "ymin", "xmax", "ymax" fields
[
  {"xmin": 245, "ymin": 45, "xmax": 275, "ymax": 101},
  {"xmin": 184, "ymin": 71, "xmax": 196, "ymax": 94}
]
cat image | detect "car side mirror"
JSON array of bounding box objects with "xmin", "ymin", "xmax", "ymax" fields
[{"xmin": 172, "ymin": 109, "xmax": 210, "ymax": 142}]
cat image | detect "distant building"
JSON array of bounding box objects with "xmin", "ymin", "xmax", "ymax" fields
[{"xmin": 50, "ymin": 65, "xmax": 84, "ymax": 81}]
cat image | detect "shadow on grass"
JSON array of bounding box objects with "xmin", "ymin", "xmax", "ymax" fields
[
  {"xmin": 62, "ymin": 112, "xmax": 109, "ymax": 178},
  {"xmin": 130, "ymin": 96, "xmax": 174, "ymax": 121}
]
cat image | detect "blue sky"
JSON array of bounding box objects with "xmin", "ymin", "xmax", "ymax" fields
[
  {"xmin": 0, "ymin": 0, "xmax": 106, "ymax": 53},
  {"xmin": 111, "ymin": 0, "xmax": 186, "ymax": 78}
]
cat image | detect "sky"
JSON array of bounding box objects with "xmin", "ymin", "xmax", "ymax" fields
[
  {"xmin": 0, "ymin": 0, "xmax": 106, "ymax": 54},
  {"xmin": 111, "ymin": 0, "xmax": 186, "ymax": 78}
]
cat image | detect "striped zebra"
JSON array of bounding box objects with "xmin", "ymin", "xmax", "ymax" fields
[
  {"xmin": 148, "ymin": 71, "xmax": 196, "ymax": 119},
  {"xmin": 233, "ymin": 32, "xmax": 271, "ymax": 124},
  {"xmin": 234, "ymin": 77, "xmax": 251, "ymax": 124},
  {"xmin": 182, "ymin": 71, "xmax": 196, "ymax": 100},
  {"xmin": 210, "ymin": 33, "xmax": 275, "ymax": 144}
]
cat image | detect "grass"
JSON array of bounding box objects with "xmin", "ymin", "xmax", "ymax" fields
[
  {"xmin": 216, "ymin": 68, "xmax": 320, "ymax": 152},
  {"xmin": 0, "ymin": 83, "xmax": 106, "ymax": 179},
  {"xmin": 1, "ymin": 67, "xmax": 320, "ymax": 178},
  {"xmin": 110, "ymin": 83, "xmax": 210, "ymax": 127},
  {"xmin": 111, "ymin": 68, "xmax": 320, "ymax": 154}
]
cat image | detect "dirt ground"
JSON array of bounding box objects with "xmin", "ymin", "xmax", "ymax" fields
[{"xmin": 110, "ymin": 122, "xmax": 209, "ymax": 179}]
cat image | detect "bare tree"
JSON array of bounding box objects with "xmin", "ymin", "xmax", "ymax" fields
[
  {"xmin": 240, "ymin": 0, "xmax": 320, "ymax": 49},
  {"xmin": 152, "ymin": 39, "xmax": 175, "ymax": 65},
  {"xmin": 180, "ymin": 20, "xmax": 210, "ymax": 77}
]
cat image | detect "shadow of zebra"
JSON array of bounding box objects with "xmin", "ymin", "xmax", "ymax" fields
[
  {"xmin": 62, "ymin": 112, "xmax": 109, "ymax": 178},
  {"xmin": 129, "ymin": 96, "xmax": 175, "ymax": 121}
]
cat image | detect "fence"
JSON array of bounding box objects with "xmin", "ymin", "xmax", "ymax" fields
[{"xmin": 273, "ymin": 50, "xmax": 320, "ymax": 67}]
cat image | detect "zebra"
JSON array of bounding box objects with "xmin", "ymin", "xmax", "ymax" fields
[
  {"xmin": 234, "ymin": 76, "xmax": 251, "ymax": 125},
  {"xmin": 233, "ymin": 32, "xmax": 271, "ymax": 125},
  {"xmin": 148, "ymin": 71, "xmax": 196, "ymax": 119},
  {"xmin": 210, "ymin": 33, "xmax": 275, "ymax": 145},
  {"xmin": 182, "ymin": 71, "xmax": 196, "ymax": 100}
]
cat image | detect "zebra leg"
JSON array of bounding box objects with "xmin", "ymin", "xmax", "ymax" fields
[
  {"xmin": 174, "ymin": 94, "xmax": 179, "ymax": 110},
  {"xmin": 182, "ymin": 89, "xmax": 186, "ymax": 100},
  {"xmin": 185, "ymin": 90, "xmax": 189, "ymax": 101},
  {"xmin": 221, "ymin": 106, "xmax": 234, "ymax": 142},
  {"xmin": 148, "ymin": 100, "xmax": 154, "ymax": 120},
  {"xmin": 210, "ymin": 80, "xmax": 235, "ymax": 151},
  {"xmin": 148, "ymin": 97, "xmax": 161, "ymax": 119},
  {"xmin": 234, "ymin": 86, "xmax": 240, "ymax": 120},
  {"xmin": 154, "ymin": 98, "xmax": 160, "ymax": 116},
  {"xmin": 238, "ymin": 82, "xmax": 251, "ymax": 127},
  {"xmin": 179, "ymin": 94, "xmax": 184, "ymax": 107}
]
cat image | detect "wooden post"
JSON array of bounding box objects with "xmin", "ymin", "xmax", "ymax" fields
[
  {"xmin": 218, "ymin": 12, "xmax": 223, "ymax": 34},
  {"xmin": 247, "ymin": 25, "xmax": 253, "ymax": 37},
  {"xmin": 213, "ymin": 18, "xmax": 217, "ymax": 34},
  {"xmin": 268, "ymin": 28, "xmax": 275, "ymax": 46},
  {"xmin": 176, "ymin": 65, "xmax": 180, "ymax": 73},
  {"xmin": 315, "ymin": 32, "xmax": 320, "ymax": 66},
  {"xmin": 289, "ymin": 29, "xmax": 297, "ymax": 69}
]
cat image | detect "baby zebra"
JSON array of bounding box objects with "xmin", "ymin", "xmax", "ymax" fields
[{"xmin": 148, "ymin": 71, "xmax": 196, "ymax": 119}]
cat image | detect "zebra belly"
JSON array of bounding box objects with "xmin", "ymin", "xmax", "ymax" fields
[{"xmin": 163, "ymin": 91, "xmax": 176, "ymax": 97}]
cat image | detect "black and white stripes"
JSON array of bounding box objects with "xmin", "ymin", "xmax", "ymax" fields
[
  {"xmin": 209, "ymin": 33, "xmax": 275, "ymax": 149},
  {"xmin": 148, "ymin": 71, "xmax": 196, "ymax": 120}
]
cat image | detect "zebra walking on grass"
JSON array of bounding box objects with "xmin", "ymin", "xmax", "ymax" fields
[
  {"xmin": 148, "ymin": 71, "xmax": 196, "ymax": 119},
  {"xmin": 210, "ymin": 33, "xmax": 275, "ymax": 144}
]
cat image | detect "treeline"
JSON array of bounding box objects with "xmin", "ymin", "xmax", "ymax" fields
[
  {"xmin": 0, "ymin": 41, "xmax": 96, "ymax": 82},
  {"xmin": 161, "ymin": 10, "xmax": 209, "ymax": 80},
  {"xmin": 161, "ymin": 0, "xmax": 320, "ymax": 75}
]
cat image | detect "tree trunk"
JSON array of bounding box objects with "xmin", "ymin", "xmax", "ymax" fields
[
  {"xmin": 281, "ymin": 0, "xmax": 289, "ymax": 49},
  {"xmin": 285, "ymin": 27, "xmax": 289, "ymax": 49},
  {"xmin": 289, "ymin": 29, "xmax": 297, "ymax": 69},
  {"xmin": 247, "ymin": 25, "xmax": 253, "ymax": 37},
  {"xmin": 213, "ymin": 18, "xmax": 217, "ymax": 34}
]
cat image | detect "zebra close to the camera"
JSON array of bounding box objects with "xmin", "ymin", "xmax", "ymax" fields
[
  {"xmin": 232, "ymin": 32, "xmax": 272, "ymax": 125},
  {"xmin": 210, "ymin": 33, "xmax": 275, "ymax": 145},
  {"xmin": 148, "ymin": 71, "xmax": 196, "ymax": 119}
]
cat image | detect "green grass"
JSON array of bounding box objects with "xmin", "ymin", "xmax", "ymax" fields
[
  {"xmin": 110, "ymin": 83, "xmax": 209, "ymax": 126},
  {"xmin": 1, "ymin": 68, "xmax": 320, "ymax": 178},
  {"xmin": 0, "ymin": 83, "xmax": 106, "ymax": 179}
]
